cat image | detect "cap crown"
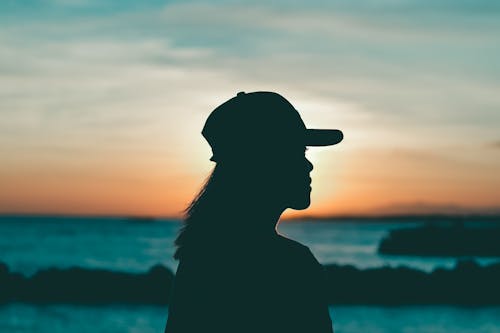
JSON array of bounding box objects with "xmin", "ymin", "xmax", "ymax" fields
[{"xmin": 202, "ymin": 91, "xmax": 307, "ymax": 162}]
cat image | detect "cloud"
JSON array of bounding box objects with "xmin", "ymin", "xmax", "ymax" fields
[
  {"xmin": 487, "ymin": 141, "xmax": 500, "ymax": 149},
  {"xmin": 1, "ymin": 1, "xmax": 500, "ymax": 158}
]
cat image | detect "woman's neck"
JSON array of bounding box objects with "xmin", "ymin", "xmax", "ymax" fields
[{"xmin": 237, "ymin": 205, "xmax": 284, "ymax": 236}]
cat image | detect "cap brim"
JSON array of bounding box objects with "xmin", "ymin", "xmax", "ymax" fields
[{"xmin": 305, "ymin": 129, "xmax": 343, "ymax": 146}]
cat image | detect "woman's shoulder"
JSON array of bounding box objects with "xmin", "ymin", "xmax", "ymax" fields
[
  {"xmin": 275, "ymin": 234, "xmax": 309, "ymax": 251},
  {"xmin": 275, "ymin": 234, "xmax": 320, "ymax": 265}
]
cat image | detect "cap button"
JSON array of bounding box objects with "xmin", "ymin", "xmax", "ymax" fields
[{"xmin": 237, "ymin": 91, "xmax": 245, "ymax": 97}]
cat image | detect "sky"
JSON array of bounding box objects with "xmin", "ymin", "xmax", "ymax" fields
[{"xmin": 1, "ymin": 0, "xmax": 500, "ymax": 218}]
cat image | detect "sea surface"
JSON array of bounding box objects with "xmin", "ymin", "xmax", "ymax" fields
[{"xmin": 1, "ymin": 215, "xmax": 500, "ymax": 333}]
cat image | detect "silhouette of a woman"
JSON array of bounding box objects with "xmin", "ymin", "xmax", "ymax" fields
[{"xmin": 165, "ymin": 91, "xmax": 343, "ymax": 333}]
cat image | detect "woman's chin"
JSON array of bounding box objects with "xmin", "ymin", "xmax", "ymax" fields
[{"xmin": 289, "ymin": 195, "xmax": 311, "ymax": 210}]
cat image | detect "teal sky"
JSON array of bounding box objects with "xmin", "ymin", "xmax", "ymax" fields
[{"xmin": 1, "ymin": 0, "xmax": 499, "ymax": 216}]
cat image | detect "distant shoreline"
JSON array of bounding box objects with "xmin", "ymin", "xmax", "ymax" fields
[
  {"xmin": 1, "ymin": 214, "xmax": 499, "ymax": 224},
  {"xmin": 285, "ymin": 214, "xmax": 500, "ymax": 223}
]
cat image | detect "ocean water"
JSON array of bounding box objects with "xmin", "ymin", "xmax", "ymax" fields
[
  {"xmin": 1, "ymin": 215, "xmax": 500, "ymax": 333},
  {"xmin": 1, "ymin": 304, "xmax": 499, "ymax": 333},
  {"xmin": 1, "ymin": 215, "xmax": 498, "ymax": 275}
]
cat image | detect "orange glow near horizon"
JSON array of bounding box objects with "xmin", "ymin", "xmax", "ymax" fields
[{"xmin": 1, "ymin": 142, "xmax": 499, "ymax": 218}]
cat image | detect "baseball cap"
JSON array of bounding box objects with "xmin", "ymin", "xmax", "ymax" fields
[{"xmin": 202, "ymin": 91, "xmax": 343, "ymax": 162}]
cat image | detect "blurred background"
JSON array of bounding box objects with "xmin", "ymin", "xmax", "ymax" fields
[{"xmin": 1, "ymin": 0, "xmax": 500, "ymax": 332}]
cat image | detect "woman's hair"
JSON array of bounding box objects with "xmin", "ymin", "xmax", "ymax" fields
[{"xmin": 173, "ymin": 162, "xmax": 252, "ymax": 260}]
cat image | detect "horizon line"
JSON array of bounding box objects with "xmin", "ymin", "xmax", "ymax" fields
[{"xmin": 1, "ymin": 212, "xmax": 499, "ymax": 221}]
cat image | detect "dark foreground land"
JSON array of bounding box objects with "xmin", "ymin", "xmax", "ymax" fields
[{"xmin": 1, "ymin": 260, "xmax": 499, "ymax": 305}]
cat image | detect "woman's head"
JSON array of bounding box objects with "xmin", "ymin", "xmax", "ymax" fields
[{"xmin": 173, "ymin": 91, "xmax": 342, "ymax": 259}]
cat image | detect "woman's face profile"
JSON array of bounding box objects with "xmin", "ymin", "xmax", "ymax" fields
[{"xmin": 264, "ymin": 145, "xmax": 314, "ymax": 211}]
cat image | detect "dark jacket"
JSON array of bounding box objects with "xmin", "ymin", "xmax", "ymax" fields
[{"xmin": 165, "ymin": 233, "xmax": 333, "ymax": 333}]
